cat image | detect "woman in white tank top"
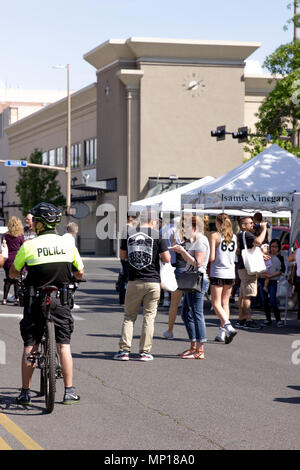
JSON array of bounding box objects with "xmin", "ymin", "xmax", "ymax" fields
[{"xmin": 209, "ymin": 213, "xmax": 237, "ymax": 344}]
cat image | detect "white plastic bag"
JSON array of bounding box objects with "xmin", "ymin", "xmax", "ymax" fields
[
  {"xmin": 241, "ymin": 232, "xmax": 266, "ymax": 276},
  {"xmin": 1, "ymin": 239, "xmax": 8, "ymax": 259},
  {"xmin": 160, "ymin": 262, "xmax": 178, "ymax": 292},
  {"xmin": 277, "ymin": 278, "xmax": 289, "ymax": 298}
]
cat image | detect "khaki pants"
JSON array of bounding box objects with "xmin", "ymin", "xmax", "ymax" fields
[{"xmin": 119, "ymin": 280, "xmax": 161, "ymax": 353}]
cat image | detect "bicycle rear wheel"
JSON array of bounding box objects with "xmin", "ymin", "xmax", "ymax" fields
[{"xmin": 44, "ymin": 321, "xmax": 56, "ymax": 413}]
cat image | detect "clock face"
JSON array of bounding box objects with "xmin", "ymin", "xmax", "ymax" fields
[{"xmin": 182, "ymin": 72, "xmax": 206, "ymax": 98}]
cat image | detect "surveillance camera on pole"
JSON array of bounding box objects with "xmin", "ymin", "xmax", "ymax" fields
[
  {"xmin": 232, "ymin": 126, "xmax": 248, "ymax": 143},
  {"xmin": 211, "ymin": 125, "xmax": 226, "ymax": 141}
]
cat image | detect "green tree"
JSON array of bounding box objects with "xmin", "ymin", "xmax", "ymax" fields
[
  {"xmin": 244, "ymin": 1, "xmax": 300, "ymax": 158},
  {"xmin": 255, "ymin": 70, "xmax": 300, "ymax": 143},
  {"xmin": 244, "ymin": 134, "xmax": 300, "ymax": 160},
  {"xmin": 283, "ymin": 1, "xmax": 300, "ymax": 36},
  {"xmin": 16, "ymin": 149, "xmax": 66, "ymax": 216},
  {"xmin": 263, "ymin": 41, "xmax": 300, "ymax": 75}
]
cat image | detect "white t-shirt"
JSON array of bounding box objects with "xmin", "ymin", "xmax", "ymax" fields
[
  {"xmin": 62, "ymin": 232, "xmax": 76, "ymax": 247},
  {"xmin": 186, "ymin": 234, "xmax": 210, "ymax": 274}
]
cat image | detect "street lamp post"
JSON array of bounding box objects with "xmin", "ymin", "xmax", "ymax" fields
[
  {"xmin": 53, "ymin": 64, "xmax": 71, "ymax": 220},
  {"xmin": 0, "ymin": 181, "xmax": 7, "ymax": 219}
]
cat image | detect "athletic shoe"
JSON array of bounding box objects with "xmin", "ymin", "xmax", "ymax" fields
[
  {"xmin": 262, "ymin": 320, "xmax": 272, "ymax": 326},
  {"xmin": 63, "ymin": 389, "xmax": 80, "ymax": 405},
  {"xmin": 244, "ymin": 320, "xmax": 261, "ymax": 330},
  {"xmin": 276, "ymin": 321, "xmax": 283, "ymax": 328},
  {"xmin": 215, "ymin": 328, "xmax": 226, "ymax": 343},
  {"xmin": 215, "ymin": 335, "xmax": 225, "ymax": 343},
  {"xmin": 139, "ymin": 352, "xmax": 153, "ymax": 362},
  {"xmin": 235, "ymin": 320, "xmax": 246, "ymax": 329},
  {"xmin": 163, "ymin": 330, "xmax": 174, "ymax": 339},
  {"xmin": 225, "ymin": 329, "xmax": 237, "ymax": 344},
  {"xmin": 16, "ymin": 389, "xmax": 31, "ymax": 405},
  {"xmin": 113, "ymin": 350, "xmax": 129, "ymax": 361}
]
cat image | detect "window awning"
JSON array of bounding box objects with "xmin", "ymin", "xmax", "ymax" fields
[{"xmin": 72, "ymin": 178, "xmax": 117, "ymax": 192}]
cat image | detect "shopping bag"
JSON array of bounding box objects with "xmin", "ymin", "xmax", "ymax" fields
[
  {"xmin": 241, "ymin": 231, "xmax": 266, "ymax": 276},
  {"xmin": 160, "ymin": 262, "xmax": 178, "ymax": 292},
  {"xmin": 1, "ymin": 237, "xmax": 8, "ymax": 259}
]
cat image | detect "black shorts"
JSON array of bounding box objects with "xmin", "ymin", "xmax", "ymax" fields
[
  {"xmin": 20, "ymin": 297, "xmax": 74, "ymax": 346},
  {"xmin": 210, "ymin": 277, "xmax": 234, "ymax": 286}
]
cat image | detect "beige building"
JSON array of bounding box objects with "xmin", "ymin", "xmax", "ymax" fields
[
  {"xmin": 0, "ymin": 88, "xmax": 67, "ymax": 221},
  {"xmin": 4, "ymin": 38, "xmax": 278, "ymax": 255}
]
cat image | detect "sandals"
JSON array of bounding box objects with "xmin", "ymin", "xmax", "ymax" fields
[
  {"xmin": 178, "ymin": 348, "xmax": 196, "ymax": 357},
  {"xmin": 181, "ymin": 349, "xmax": 205, "ymax": 360},
  {"xmin": 194, "ymin": 350, "xmax": 205, "ymax": 360}
]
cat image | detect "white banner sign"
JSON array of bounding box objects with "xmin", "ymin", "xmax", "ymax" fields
[{"xmin": 202, "ymin": 191, "xmax": 293, "ymax": 210}]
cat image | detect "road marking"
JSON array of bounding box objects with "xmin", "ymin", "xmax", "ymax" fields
[
  {"xmin": 0, "ymin": 313, "xmax": 23, "ymax": 319},
  {"xmin": 0, "ymin": 313, "xmax": 84, "ymax": 320},
  {"xmin": 0, "ymin": 436, "xmax": 12, "ymax": 450},
  {"xmin": 0, "ymin": 413, "xmax": 43, "ymax": 450}
]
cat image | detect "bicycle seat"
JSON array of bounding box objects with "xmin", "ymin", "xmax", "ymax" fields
[{"xmin": 41, "ymin": 285, "xmax": 58, "ymax": 294}]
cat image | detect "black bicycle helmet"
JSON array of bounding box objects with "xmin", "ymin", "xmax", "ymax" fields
[{"xmin": 29, "ymin": 202, "xmax": 62, "ymax": 228}]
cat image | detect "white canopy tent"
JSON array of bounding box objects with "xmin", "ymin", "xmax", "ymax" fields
[
  {"xmin": 182, "ymin": 144, "xmax": 300, "ymax": 324},
  {"xmin": 129, "ymin": 176, "xmax": 215, "ymax": 212},
  {"xmin": 182, "ymin": 144, "xmax": 300, "ymax": 214}
]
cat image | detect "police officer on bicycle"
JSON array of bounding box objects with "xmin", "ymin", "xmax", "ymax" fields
[{"xmin": 9, "ymin": 202, "xmax": 84, "ymax": 406}]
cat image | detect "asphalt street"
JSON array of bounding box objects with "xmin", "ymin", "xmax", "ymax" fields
[{"xmin": 0, "ymin": 257, "xmax": 300, "ymax": 451}]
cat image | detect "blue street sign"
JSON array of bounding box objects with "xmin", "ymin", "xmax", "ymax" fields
[{"xmin": 5, "ymin": 160, "xmax": 27, "ymax": 167}]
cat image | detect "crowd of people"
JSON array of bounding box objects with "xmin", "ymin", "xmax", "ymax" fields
[
  {"xmin": 1, "ymin": 214, "xmax": 79, "ymax": 306},
  {"xmin": 0, "ymin": 205, "xmax": 300, "ymax": 404},
  {"xmin": 114, "ymin": 210, "xmax": 300, "ymax": 362}
]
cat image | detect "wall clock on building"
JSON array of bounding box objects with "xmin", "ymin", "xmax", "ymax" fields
[{"xmin": 181, "ymin": 73, "xmax": 206, "ymax": 98}]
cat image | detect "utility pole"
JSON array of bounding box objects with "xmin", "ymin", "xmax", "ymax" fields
[
  {"xmin": 53, "ymin": 64, "xmax": 71, "ymax": 221},
  {"xmin": 66, "ymin": 64, "xmax": 71, "ymax": 222},
  {"xmin": 292, "ymin": 1, "xmax": 299, "ymax": 147},
  {"xmin": 294, "ymin": 0, "xmax": 299, "ymax": 41}
]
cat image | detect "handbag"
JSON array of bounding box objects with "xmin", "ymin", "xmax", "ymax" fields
[
  {"xmin": 241, "ymin": 231, "xmax": 266, "ymax": 276},
  {"xmin": 1, "ymin": 235, "xmax": 8, "ymax": 260},
  {"xmin": 160, "ymin": 262, "xmax": 178, "ymax": 292},
  {"xmin": 176, "ymin": 268, "xmax": 203, "ymax": 293}
]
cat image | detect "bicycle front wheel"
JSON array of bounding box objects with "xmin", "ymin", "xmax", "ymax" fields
[{"xmin": 44, "ymin": 321, "xmax": 56, "ymax": 413}]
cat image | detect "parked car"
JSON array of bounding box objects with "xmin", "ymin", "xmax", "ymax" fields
[{"xmin": 271, "ymin": 225, "xmax": 300, "ymax": 251}]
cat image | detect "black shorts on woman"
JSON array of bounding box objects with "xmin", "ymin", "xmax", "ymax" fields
[{"xmin": 209, "ymin": 277, "xmax": 234, "ymax": 286}]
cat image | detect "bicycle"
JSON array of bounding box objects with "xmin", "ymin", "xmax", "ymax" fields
[
  {"xmin": 23, "ymin": 279, "xmax": 85, "ymax": 413},
  {"xmin": 27, "ymin": 286, "xmax": 62, "ymax": 414},
  {"xmin": 24, "ymin": 285, "xmax": 63, "ymax": 413}
]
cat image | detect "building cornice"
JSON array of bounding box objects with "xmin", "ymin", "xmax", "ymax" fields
[
  {"xmin": 244, "ymin": 74, "xmax": 279, "ymax": 95},
  {"xmin": 84, "ymin": 37, "xmax": 261, "ymax": 71},
  {"xmin": 5, "ymin": 83, "xmax": 97, "ymax": 138}
]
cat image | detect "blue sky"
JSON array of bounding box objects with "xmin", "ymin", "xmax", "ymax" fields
[{"xmin": 0, "ymin": 0, "xmax": 295, "ymax": 92}]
